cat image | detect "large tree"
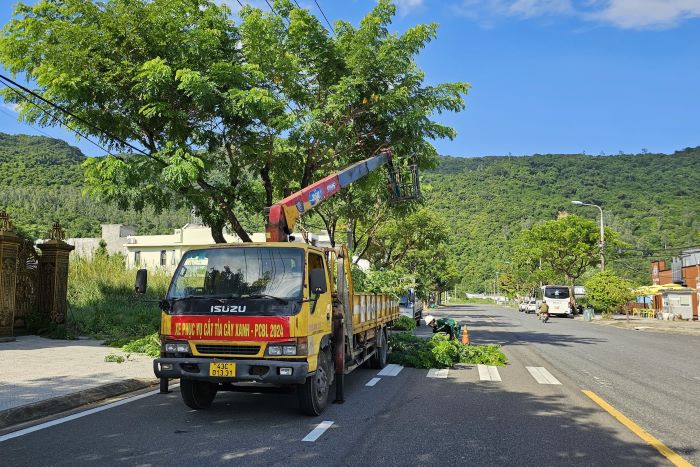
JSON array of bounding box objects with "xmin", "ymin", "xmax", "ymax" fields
[
  {"xmin": 515, "ymin": 214, "xmax": 623, "ymax": 290},
  {"xmin": 0, "ymin": 0, "xmax": 469, "ymax": 242}
]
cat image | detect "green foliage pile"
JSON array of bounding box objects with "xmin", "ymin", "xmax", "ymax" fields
[
  {"xmin": 68, "ymin": 254, "xmax": 169, "ymax": 341},
  {"xmin": 584, "ymin": 271, "xmax": 636, "ymax": 316},
  {"xmin": 388, "ymin": 332, "xmax": 506, "ymax": 369},
  {"xmin": 392, "ymin": 315, "xmax": 417, "ymax": 332},
  {"xmin": 424, "ymin": 148, "xmax": 700, "ymax": 290},
  {"xmin": 120, "ymin": 333, "xmax": 161, "ymax": 357}
]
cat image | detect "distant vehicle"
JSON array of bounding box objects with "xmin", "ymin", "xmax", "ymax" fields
[
  {"xmin": 525, "ymin": 300, "xmax": 538, "ymax": 314},
  {"xmin": 399, "ymin": 288, "xmax": 424, "ymax": 325},
  {"xmin": 539, "ymin": 285, "xmax": 573, "ymax": 317},
  {"xmin": 518, "ymin": 300, "xmax": 528, "ymax": 312}
]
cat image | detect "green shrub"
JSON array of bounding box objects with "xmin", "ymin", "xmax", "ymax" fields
[
  {"xmin": 67, "ymin": 254, "xmax": 170, "ymax": 341},
  {"xmin": 392, "ymin": 315, "xmax": 417, "ymax": 331},
  {"xmin": 388, "ymin": 332, "xmax": 506, "ymax": 368},
  {"xmin": 25, "ymin": 311, "xmax": 77, "ymax": 340}
]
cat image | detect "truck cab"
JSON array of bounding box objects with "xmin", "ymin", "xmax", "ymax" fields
[
  {"xmin": 140, "ymin": 241, "xmax": 398, "ymax": 415},
  {"xmin": 149, "ymin": 242, "xmax": 335, "ymax": 414}
]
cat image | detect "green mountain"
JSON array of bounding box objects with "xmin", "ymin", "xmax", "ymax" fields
[
  {"xmin": 423, "ymin": 148, "xmax": 700, "ymax": 289},
  {"xmin": 0, "ymin": 132, "xmax": 189, "ymax": 238},
  {"xmin": 2, "ymin": 132, "xmax": 698, "ymax": 288}
]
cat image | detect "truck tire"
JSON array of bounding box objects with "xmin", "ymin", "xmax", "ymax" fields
[
  {"xmin": 180, "ymin": 378, "xmax": 218, "ymax": 410},
  {"xmin": 298, "ymin": 348, "xmax": 332, "ymax": 416},
  {"xmin": 369, "ymin": 327, "xmax": 388, "ymax": 369}
]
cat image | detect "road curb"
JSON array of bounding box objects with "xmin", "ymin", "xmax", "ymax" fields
[{"xmin": 0, "ymin": 378, "xmax": 160, "ymax": 430}]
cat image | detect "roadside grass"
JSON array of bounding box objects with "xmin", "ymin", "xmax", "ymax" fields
[
  {"xmin": 388, "ymin": 332, "xmax": 506, "ymax": 369},
  {"xmin": 62, "ymin": 254, "xmax": 169, "ymax": 353}
]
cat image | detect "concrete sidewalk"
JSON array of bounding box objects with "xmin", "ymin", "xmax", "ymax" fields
[{"xmin": 0, "ymin": 336, "xmax": 158, "ymax": 429}]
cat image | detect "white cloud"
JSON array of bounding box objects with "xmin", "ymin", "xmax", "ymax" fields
[
  {"xmin": 455, "ymin": 0, "xmax": 572, "ymax": 19},
  {"xmin": 1, "ymin": 103, "xmax": 19, "ymax": 113},
  {"xmin": 454, "ymin": 0, "xmax": 700, "ymax": 29},
  {"xmin": 396, "ymin": 0, "xmax": 425, "ymax": 14},
  {"xmin": 588, "ymin": 0, "xmax": 700, "ymax": 29}
]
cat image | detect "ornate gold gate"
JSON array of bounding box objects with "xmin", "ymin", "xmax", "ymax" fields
[{"xmin": 14, "ymin": 239, "xmax": 40, "ymax": 328}]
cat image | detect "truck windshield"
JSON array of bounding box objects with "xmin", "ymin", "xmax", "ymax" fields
[{"xmin": 168, "ymin": 247, "xmax": 304, "ymax": 301}]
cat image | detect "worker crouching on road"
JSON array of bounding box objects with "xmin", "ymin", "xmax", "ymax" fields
[{"xmin": 424, "ymin": 315, "xmax": 460, "ymax": 340}]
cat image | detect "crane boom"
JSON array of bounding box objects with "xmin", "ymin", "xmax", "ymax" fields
[{"xmin": 266, "ymin": 151, "xmax": 392, "ymax": 242}]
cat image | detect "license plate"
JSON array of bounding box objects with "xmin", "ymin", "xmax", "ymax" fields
[{"xmin": 209, "ymin": 362, "xmax": 236, "ymax": 377}]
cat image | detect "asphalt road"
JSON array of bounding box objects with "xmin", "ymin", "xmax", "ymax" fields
[{"xmin": 1, "ymin": 304, "xmax": 696, "ymax": 466}]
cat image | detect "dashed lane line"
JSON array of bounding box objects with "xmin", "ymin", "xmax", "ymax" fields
[
  {"xmin": 477, "ymin": 364, "xmax": 502, "ymax": 382},
  {"xmin": 366, "ymin": 377, "xmax": 381, "ymax": 387},
  {"xmin": 427, "ymin": 369, "xmax": 449, "ymax": 379},
  {"xmin": 377, "ymin": 364, "xmax": 403, "ymax": 376},
  {"xmin": 302, "ymin": 421, "xmax": 334, "ymax": 442},
  {"xmin": 526, "ymin": 366, "xmax": 562, "ymax": 385}
]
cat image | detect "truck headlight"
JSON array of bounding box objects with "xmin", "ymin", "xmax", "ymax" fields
[
  {"xmin": 283, "ymin": 345, "xmax": 296, "ymax": 356},
  {"xmin": 268, "ymin": 345, "xmax": 282, "ymax": 356},
  {"xmin": 165, "ymin": 342, "xmax": 190, "ymax": 353}
]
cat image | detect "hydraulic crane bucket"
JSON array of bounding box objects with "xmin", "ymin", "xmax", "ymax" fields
[{"xmin": 387, "ymin": 162, "xmax": 421, "ymax": 202}]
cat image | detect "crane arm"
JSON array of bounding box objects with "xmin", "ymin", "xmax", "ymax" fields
[{"xmin": 266, "ymin": 151, "xmax": 391, "ymax": 242}]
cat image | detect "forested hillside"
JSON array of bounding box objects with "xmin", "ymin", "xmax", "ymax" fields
[
  {"xmin": 0, "ymin": 133, "xmax": 189, "ymax": 238},
  {"xmin": 424, "ymin": 148, "xmax": 700, "ymax": 290},
  {"xmin": 2, "ymin": 132, "xmax": 698, "ymax": 289}
]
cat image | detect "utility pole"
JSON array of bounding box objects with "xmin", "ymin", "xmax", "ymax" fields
[{"xmin": 571, "ymin": 201, "xmax": 605, "ymax": 271}]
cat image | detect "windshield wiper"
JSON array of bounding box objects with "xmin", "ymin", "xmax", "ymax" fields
[
  {"xmin": 242, "ymin": 293, "xmax": 289, "ymax": 304},
  {"xmin": 172, "ymin": 295, "xmax": 226, "ymax": 303}
]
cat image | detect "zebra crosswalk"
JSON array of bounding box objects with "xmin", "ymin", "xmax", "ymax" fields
[{"xmin": 423, "ymin": 364, "xmax": 564, "ymax": 386}]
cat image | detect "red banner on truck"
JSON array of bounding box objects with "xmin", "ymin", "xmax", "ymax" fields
[{"xmin": 166, "ymin": 316, "xmax": 291, "ymax": 341}]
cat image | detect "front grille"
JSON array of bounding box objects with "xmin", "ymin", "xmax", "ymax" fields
[{"xmin": 195, "ymin": 344, "xmax": 261, "ymax": 356}]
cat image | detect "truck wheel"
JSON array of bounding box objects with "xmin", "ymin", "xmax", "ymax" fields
[
  {"xmin": 298, "ymin": 349, "xmax": 331, "ymax": 416},
  {"xmin": 180, "ymin": 378, "xmax": 218, "ymax": 410},
  {"xmin": 369, "ymin": 328, "xmax": 388, "ymax": 369}
]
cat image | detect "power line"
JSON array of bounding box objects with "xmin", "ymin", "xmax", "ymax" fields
[
  {"xmin": 0, "ymin": 73, "xmax": 149, "ymax": 157},
  {"xmin": 313, "ymin": 0, "xmax": 335, "ymax": 35},
  {"xmin": 0, "ymin": 82, "xmax": 118, "ymax": 157}
]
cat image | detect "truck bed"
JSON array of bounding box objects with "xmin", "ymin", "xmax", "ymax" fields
[{"xmin": 351, "ymin": 293, "xmax": 399, "ymax": 333}]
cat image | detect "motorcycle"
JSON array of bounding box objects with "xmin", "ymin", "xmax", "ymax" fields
[{"xmin": 541, "ymin": 311, "xmax": 549, "ymax": 323}]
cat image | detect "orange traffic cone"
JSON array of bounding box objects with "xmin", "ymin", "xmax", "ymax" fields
[{"xmin": 461, "ymin": 325, "xmax": 470, "ymax": 345}]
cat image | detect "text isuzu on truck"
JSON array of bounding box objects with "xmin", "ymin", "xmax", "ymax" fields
[{"xmin": 135, "ymin": 151, "xmax": 419, "ymax": 415}]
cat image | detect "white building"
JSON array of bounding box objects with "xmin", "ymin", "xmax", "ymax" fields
[
  {"xmin": 124, "ymin": 223, "xmax": 266, "ymax": 271},
  {"xmin": 123, "ymin": 224, "xmax": 349, "ymax": 271},
  {"xmin": 55, "ymin": 224, "xmax": 136, "ymax": 258}
]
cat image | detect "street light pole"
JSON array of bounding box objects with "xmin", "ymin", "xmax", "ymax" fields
[{"xmin": 572, "ymin": 200, "xmax": 605, "ymax": 271}]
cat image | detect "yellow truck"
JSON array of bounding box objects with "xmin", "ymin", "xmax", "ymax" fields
[
  {"xmin": 136, "ymin": 242, "xmax": 398, "ymax": 415},
  {"xmin": 135, "ymin": 152, "xmax": 416, "ymax": 414}
]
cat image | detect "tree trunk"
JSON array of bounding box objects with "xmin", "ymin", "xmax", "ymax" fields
[{"xmin": 210, "ymin": 222, "xmax": 227, "ymax": 244}]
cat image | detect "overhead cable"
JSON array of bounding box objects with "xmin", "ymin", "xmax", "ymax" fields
[
  {"xmin": 0, "ymin": 73, "xmax": 149, "ymax": 157},
  {"xmin": 313, "ymin": 0, "xmax": 335, "ymax": 35}
]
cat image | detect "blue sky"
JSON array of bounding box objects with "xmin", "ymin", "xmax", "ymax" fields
[{"xmin": 2, "ymin": 0, "xmax": 700, "ymax": 157}]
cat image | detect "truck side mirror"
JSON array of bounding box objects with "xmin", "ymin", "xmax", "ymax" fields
[
  {"xmin": 135, "ymin": 269, "xmax": 148, "ymax": 294},
  {"xmin": 309, "ymin": 268, "xmax": 327, "ymax": 295}
]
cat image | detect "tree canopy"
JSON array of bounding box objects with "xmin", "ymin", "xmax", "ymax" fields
[{"xmin": 0, "ymin": 0, "xmax": 469, "ymax": 243}]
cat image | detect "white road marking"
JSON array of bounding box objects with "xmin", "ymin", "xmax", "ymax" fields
[
  {"xmin": 366, "ymin": 377, "xmax": 381, "ymax": 386},
  {"xmin": 377, "ymin": 364, "xmax": 403, "ymax": 376},
  {"xmin": 0, "ymin": 386, "xmax": 169, "ymax": 443},
  {"xmin": 427, "ymin": 369, "xmax": 449, "ymax": 378},
  {"xmin": 302, "ymin": 420, "xmax": 334, "ymax": 442},
  {"xmin": 527, "ymin": 366, "xmax": 561, "ymax": 385},
  {"xmin": 477, "ymin": 364, "xmax": 502, "ymax": 382}
]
